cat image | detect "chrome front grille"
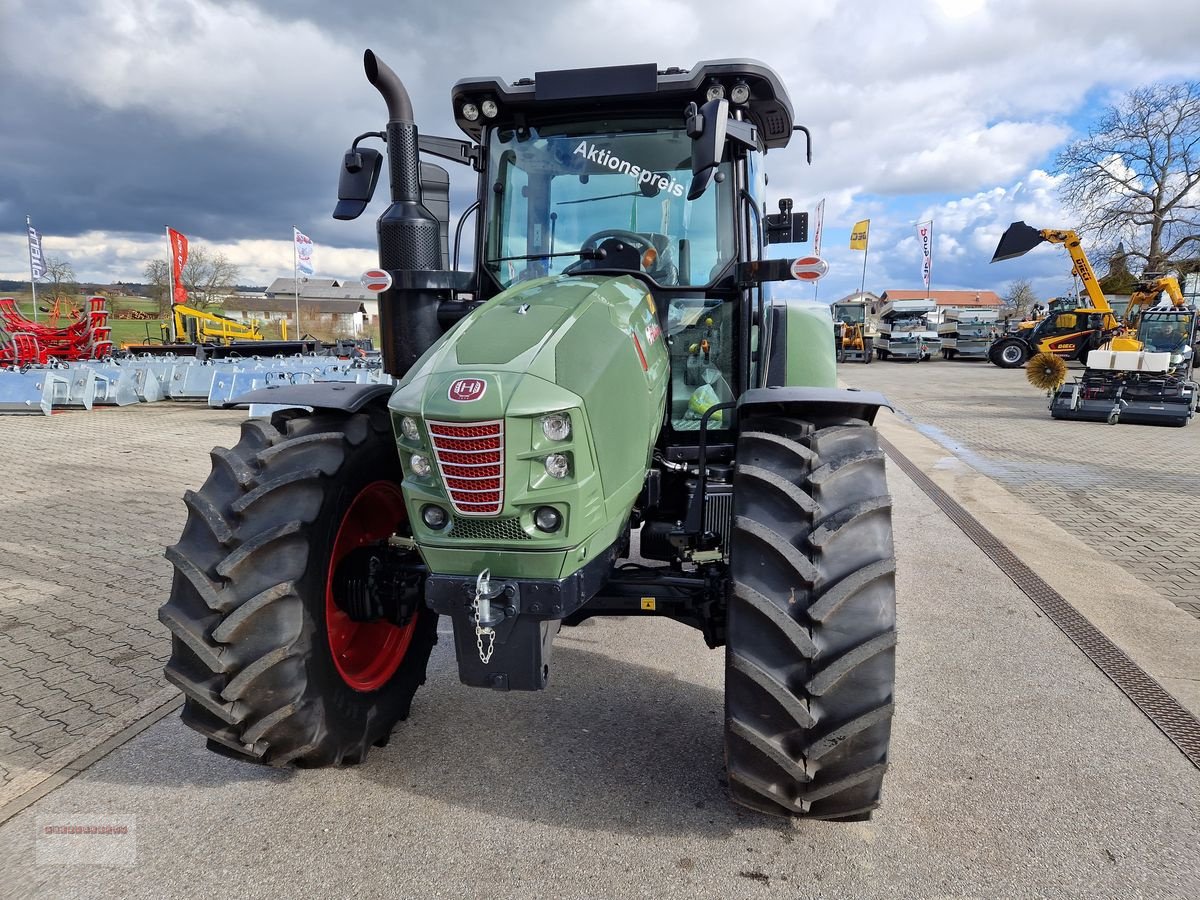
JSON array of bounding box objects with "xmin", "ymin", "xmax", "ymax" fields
[{"xmin": 427, "ymin": 419, "xmax": 504, "ymax": 516}]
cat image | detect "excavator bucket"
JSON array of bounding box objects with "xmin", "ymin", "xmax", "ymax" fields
[{"xmin": 991, "ymin": 221, "xmax": 1046, "ymax": 263}]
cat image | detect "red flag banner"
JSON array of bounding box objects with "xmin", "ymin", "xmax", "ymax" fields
[{"xmin": 167, "ymin": 227, "xmax": 189, "ymax": 305}]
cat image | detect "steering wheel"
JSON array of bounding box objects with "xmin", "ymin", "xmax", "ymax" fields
[{"xmin": 573, "ymin": 229, "xmax": 678, "ymax": 285}]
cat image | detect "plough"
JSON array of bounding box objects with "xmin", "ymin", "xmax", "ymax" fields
[{"xmin": 0, "ymin": 297, "xmax": 113, "ymax": 363}]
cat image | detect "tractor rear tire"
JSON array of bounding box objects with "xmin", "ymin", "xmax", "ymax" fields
[
  {"xmin": 726, "ymin": 416, "xmax": 896, "ymax": 819},
  {"xmin": 158, "ymin": 407, "xmax": 437, "ymax": 767},
  {"xmin": 989, "ymin": 338, "xmax": 1028, "ymax": 368}
]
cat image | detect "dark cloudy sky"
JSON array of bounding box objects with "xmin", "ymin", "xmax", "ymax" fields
[{"xmin": 3, "ymin": 0, "xmax": 1200, "ymax": 301}]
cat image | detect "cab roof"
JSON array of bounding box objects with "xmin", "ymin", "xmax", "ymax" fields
[{"xmin": 451, "ymin": 59, "xmax": 795, "ymax": 150}]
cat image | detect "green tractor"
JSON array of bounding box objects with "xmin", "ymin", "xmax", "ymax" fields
[{"xmin": 159, "ymin": 51, "xmax": 897, "ymax": 820}]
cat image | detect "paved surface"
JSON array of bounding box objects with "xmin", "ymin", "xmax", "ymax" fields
[
  {"xmin": 0, "ymin": 406, "xmax": 242, "ymax": 805},
  {"xmin": 841, "ymin": 359, "xmax": 1200, "ymax": 617},
  {"xmin": 0, "ymin": 400, "xmax": 1197, "ymax": 897},
  {"xmin": 0, "ymin": 453, "xmax": 1197, "ymax": 897}
]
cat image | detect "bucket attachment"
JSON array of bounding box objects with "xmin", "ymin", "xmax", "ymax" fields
[
  {"xmin": 169, "ymin": 362, "xmax": 219, "ymax": 399},
  {"xmin": 91, "ymin": 364, "xmax": 142, "ymax": 406},
  {"xmin": 0, "ymin": 367, "xmax": 71, "ymax": 415},
  {"xmin": 128, "ymin": 364, "xmax": 166, "ymax": 402},
  {"xmin": 62, "ymin": 367, "xmax": 98, "ymax": 409},
  {"xmin": 992, "ymin": 221, "xmax": 1046, "ymax": 263}
]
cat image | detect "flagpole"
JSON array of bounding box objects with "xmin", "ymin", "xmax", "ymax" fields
[
  {"xmin": 27, "ymin": 216, "xmax": 38, "ymax": 323},
  {"xmin": 292, "ymin": 226, "xmax": 301, "ymax": 341},
  {"xmin": 165, "ymin": 226, "xmax": 176, "ymax": 343},
  {"xmin": 859, "ymin": 221, "xmax": 870, "ymax": 298}
]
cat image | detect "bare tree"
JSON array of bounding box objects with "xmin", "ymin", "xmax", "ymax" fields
[
  {"xmin": 40, "ymin": 257, "xmax": 77, "ymax": 305},
  {"xmin": 143, "ymin": 259, "xmax": 171, "ymax": 317},
  {"xmin": 143, "ymin": 245, "xmax": 241, "ymax": 314},
  {"xmin": 181, "ymin": 246, "xmax": 240, "ymax": 309},
  {"xmin": 1056, "ymin": 81, "xmax": 1200, "ymax": 273},
  {"xmin": 1002, "ymin": 278, "xmax": 1037, "ymax": 318}
]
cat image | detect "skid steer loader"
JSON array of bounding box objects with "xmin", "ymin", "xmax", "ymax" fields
[{"xmin": 159, "ymin": 51, "xmax": 897, "ymax": 820}]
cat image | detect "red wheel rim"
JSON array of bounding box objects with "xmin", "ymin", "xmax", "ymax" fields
[{"xmin": 325, "ymin": 481, "xmax": 418, "ymax": 692}]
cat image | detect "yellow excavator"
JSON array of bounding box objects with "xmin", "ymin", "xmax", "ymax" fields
[
  {"xmin": 988, "ymin": 222, "xmax": 1129, "ymax": 367},
  {"xmin": 992, "ymin": 222, "xmax": 1198, "ymax": 425}
]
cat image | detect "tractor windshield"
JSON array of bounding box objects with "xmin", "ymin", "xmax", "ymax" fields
[
  {"xmin": 483, "ymin": 120, "xmax": 735, "ymax": 289},
  {"xmin": 1138, "ymin": 312, "xmax": 1195, "ymax": 352}
]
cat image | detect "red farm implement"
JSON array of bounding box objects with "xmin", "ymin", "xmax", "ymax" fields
[{"xmin": 0, "ymin": 297, "xmax": 113, "ymax": 364}]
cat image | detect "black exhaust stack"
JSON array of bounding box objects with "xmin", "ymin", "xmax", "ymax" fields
[{"xmin": 364, "ymin": 49, "xmax": 445, "ymax": 376}]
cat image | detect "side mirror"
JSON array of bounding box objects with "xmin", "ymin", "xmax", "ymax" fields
[
  {"xmin": 686, "ymin": 97, "xmax": 728, "ymax": 201},
  {"xmin": 333, "ymin": 146, "xmax": 383, "ymax": 220}
]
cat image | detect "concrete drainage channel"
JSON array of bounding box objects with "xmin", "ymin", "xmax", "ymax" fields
[{"xmin": 879, "ymin": 434, "xmax": 1200, "ymax": 770}]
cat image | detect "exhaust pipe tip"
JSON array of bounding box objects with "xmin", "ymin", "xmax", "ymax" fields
[{"xmin": 363, "ymin": 49, "xmax": 414, "ymax": 124}]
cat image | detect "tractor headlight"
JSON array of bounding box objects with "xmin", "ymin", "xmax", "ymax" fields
[
  {"xmin": 541, "ymin": 413, "xmax": 571, "ymax": 441},
  {"xmin": 421, "ymin": 505, "xmax": 448, "ymax": 529},
  {"xmin": 729, "ymin": 81, "xmax": 751, "ymax": 105},
  {"xmin": 461, "ymin": 102, "xmax": 480, "ymax": 121},
  {"xmin": 410, "ymin": 453, "xmax": 432, "ymax": 478},
  {"xmin": 534, "ymin": 506, "xmax": 562, "ymax": 533},
  {"xmin": 544, "ymin": 453, "xmax": 570, "ymax": 479},
  {"xmin": 705, "ymin": 82, "xmax": 725, "ymax": 102},
  {"xmin": 481, "ymin": 99, "xmax": 499, "ymax": 119},
  {"xmin": 400, "ymin": 416, "xmax": 420, "ymax": 441}
]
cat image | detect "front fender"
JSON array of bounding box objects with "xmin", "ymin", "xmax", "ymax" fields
[{"xmin": 738, "ymin": 386, "xmax": 892, "ymax": 425}]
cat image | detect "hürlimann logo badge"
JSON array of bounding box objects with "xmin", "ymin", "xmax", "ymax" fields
[{"xmin": 448, "ymin": 378, "xmax": 487, "ymax": 402}]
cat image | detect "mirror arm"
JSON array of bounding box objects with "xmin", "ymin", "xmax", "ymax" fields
[
  {"xmin": 418, "ymin": 134, "xmax": 481, "ymax": 169},
  {"xmin": 726, "ymin": 119, "xmax": 758, "ymax": 151},
  {"xmin": 352, "ymin": 130, "xmax": 386, "ymax": 151}
]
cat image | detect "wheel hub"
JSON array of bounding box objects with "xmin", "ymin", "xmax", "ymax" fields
[
  {"xmin": 332, "ymin": 543, "xmax": 423, "ymax": 627},
  {"xmin": 324, "ymin": 481, "xmax": 420, "ymax": 692}
]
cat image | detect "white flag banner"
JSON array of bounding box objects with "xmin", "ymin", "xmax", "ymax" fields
[
  {"xmin": 813, "ymin": 198, "xmax": 825, "ymax": 257},
  {"xmin": 917, "ymin": 220, "xmax": 933, "ymax": 290},
  {"xmin": 294, "ymin": 228, "xmax": 315, "ymax": 277},
  {"xmin": 27, "ymin": 221, "xmax": 46, "ymax": 279}
]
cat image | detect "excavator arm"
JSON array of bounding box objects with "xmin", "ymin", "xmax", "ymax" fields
[{"xmin": 991, "ymin": 221, "xmax": 1112, "ymax": 313}]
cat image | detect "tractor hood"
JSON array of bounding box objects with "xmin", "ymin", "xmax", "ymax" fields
[
  {"xmin": 389, "ymin": 273, "xmax": 667, "ymax": 423},
  {"xmin": 388, "ymin": 272, "xmax": 669, "ymax": 580}
]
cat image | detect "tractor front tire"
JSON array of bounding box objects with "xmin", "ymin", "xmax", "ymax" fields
[
  {"xmin": 158, "ymin": 408, "xmax": 437, "ymax": 767},
  {"xmin": 726, "ymin": 416, "xmax": 896, "ymax": 819}
]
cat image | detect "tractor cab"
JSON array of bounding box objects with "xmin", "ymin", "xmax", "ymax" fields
[
  {"xmin": 445, "ymin": 62, "xmax": 817, "ymax": 437},
  {"xmin": 1137, "ymin": 308, "xmax": 1197, "ymax": 371}
]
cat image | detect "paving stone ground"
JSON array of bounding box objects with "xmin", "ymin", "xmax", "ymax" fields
[
  {"xmin": 0, "ymin": 405, "xmax": 243, "ymax": 804},
  {"xmin": 2, "ymin": 371, "xmax": 1197, "ymax": 811},
  {"xmin": 841, "ymin": 359, "xmax": 1200, "ymax": 618}
]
